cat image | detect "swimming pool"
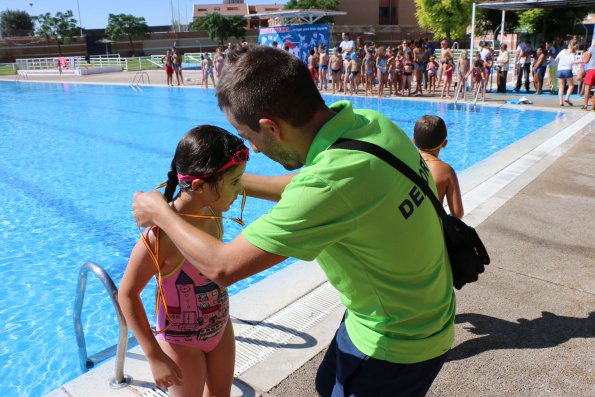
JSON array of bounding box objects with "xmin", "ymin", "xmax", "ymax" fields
[{"xmin": 0, "ymin": 81, "xmax": 560, "ymax": 397}]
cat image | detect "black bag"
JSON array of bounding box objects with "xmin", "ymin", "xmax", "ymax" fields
[{"xmin": 330, "ymin": 138, "xmax": 490, "ymax": 290}]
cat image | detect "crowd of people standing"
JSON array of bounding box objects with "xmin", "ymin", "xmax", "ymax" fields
[{"xmin": 161, "ymin": 33, "xmax": 594, "ymax": 109}]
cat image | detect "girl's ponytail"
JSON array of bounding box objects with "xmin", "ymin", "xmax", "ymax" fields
[{"xmin": 163, "ymin": 159, "xmax": 179, "ymax": 203}]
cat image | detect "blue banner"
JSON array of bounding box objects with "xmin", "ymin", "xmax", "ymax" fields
[{"xmin": 259, "ymin": 23, "xmax": 330, "ymax": 64}]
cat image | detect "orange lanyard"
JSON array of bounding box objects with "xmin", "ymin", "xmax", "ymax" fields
[{"xmin": 137, "ymin": 190, "xmax": 246, "ymax": 334}]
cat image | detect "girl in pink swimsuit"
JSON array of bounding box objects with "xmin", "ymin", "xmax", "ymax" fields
[{"xmin": 119, "ymin": 125, "xmax": 249, "ymax": 397}]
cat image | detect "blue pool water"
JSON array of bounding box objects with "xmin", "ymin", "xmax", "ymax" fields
[{"xmin": 0, "ymin": 81, "xmax": 560, "ymax": 397}]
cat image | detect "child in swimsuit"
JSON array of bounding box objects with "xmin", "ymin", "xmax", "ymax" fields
[
  {"xmin": 393, "ymin": 50, "xmax": 404, "ymax": 95},
  {"xmin": 318, "ymin": 45, "xmax": 329, "ymax": 91},
  {"xmin": 427, "ymin": 56, "xmax": 438, "ymax": 95},
  {"xmin": 363, "ymin": 49, "xmax": 376, "ymax": 96},
  {"xmin": 440, "ymin": 56, "xmax": 454, "ymax": 98},
  {"xmin": 349, "ymin": 52, "xmax": 362, "ymax": 95},
  {"xmin": 342, "ymin": 51, "xmax": 351, "ymax": 93},
  {"xmin": 119, "ymin": 125, "xmax": 249, "ymax": 397},
  {"xmin": 330, "ymin": 47, "xmax": 343, "ymax": 94},
  {"xmin": 376, "ymin": 46, "xmax": 389, "ymax": 97},
  {"xmin": 402, "ymin": 51, "xmax": 414, "ymax": 96},
  {"xmin": 202, "ymin": 53, "xmax": 216, "ymax": 89},
  {"xmin": 413, "ymin": 115, "xmax": 464, "ymax": 218},
  {"xmin": 161, "ymin": 50, "xmax": 174, "ymax": 86},
  {"xmin": 386, "ymin": 50, "xmax": 397, "ymax": 96},
  {"xmin": 455, "ymin": 50, "xmax": 470, "ymax": 100}
]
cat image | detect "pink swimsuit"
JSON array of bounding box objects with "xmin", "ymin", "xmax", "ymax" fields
[{"xmin": 155, "ymin": 224, "xmax": 229, "ymax": 352}]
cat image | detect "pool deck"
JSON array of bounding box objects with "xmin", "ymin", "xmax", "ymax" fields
[{"xmin": 7, "ymin": 72, "xmax": 593, "ymax": 397}]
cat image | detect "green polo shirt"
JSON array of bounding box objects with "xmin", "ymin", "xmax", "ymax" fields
[{"xmin": 242, "ymin": 100, "xmax": 455, "ymax": 364}]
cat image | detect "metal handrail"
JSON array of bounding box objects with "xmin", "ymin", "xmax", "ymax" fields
[
  {"xmin": 73, "ymin": 262, "xmax": 131, "ymax": 389},
  {"xmin": 131, "ymin": 71, "xmax": 150, "ymax": 87}
]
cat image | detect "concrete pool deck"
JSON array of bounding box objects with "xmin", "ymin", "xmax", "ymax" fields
[{"xmin": 7, "ymin": 72, "xmax": 593, "ymax": 397}]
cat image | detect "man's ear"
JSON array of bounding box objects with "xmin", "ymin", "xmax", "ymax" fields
[
  {"xmin": 442, "ymin": 139, "xmax": 448, "ymax": 148},
  {"xmin": 258, "ymin": 118, "xmax": 282, "ymax": 140}
]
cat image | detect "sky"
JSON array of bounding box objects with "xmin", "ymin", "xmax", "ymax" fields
[{"xmin": 0, "ymin": 0, "xmax": 288, "ymax": 29}]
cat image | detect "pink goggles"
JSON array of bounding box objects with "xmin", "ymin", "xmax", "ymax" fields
[{"xmin": 177, "ymin": 147, "xmax": 249, "ymax": 183}]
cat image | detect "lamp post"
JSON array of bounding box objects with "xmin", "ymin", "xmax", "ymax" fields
[
  {"xmin": 170, "ymin": 0, "xmax": 176, "ymax": 33},
  {"xmin": 76, "ymin": 0, "xmax": 83, "ymax": 36}
]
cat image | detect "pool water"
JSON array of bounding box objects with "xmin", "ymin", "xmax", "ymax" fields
[{"xmin": 0, "ymin": 81, "xmax": 559, "ymax": 397}]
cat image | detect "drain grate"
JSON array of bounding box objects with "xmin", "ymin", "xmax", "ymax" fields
[
  {"xmin": 234, "ymin": 281, "xmax": 342, "ymax": 376},
  {"xmin": 140, "ymin": 387, "xmax": 169, "ymax": 397}
]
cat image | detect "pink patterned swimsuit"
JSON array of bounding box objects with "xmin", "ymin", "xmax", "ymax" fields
[{"xmin": 155, "ymin": 222, "xmax": 229, "ymax": 352}]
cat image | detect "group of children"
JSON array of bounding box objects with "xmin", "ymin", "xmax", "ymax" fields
[
  {"xmin": 305, "ymin": 39, "xmax": 490, "ymax": 102},
  {"xmin": 119, "ymin": 113, "xmax": 463, "ymax": 397}
]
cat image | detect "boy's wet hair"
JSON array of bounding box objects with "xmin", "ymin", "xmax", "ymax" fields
[
  {"xmin": 413, "ymin": 115, "xmax": 447, "ymax": 150},
  {"xmin": 216, "ymin": 45, "xmax": 325, "ymax": 131},
  {"xmin": 164, "ymin": 125, "xmax": 245, "ymax": 202}
]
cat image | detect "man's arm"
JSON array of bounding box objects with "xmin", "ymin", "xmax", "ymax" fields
[
  {"xmin": 242, "ymin": 173, "xmax": 296, "ymax": 201},
  {"xmin": 133, "ymin": 191, "xmax": 287, "ymax": 286}
]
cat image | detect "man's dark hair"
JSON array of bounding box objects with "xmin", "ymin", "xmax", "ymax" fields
[
  {"xmin": 216, "ymin": 46, "xmax": 325, "ymax": 131},
  {"xmin": 413, "ymin": 115, "xmax": 447, "ymax": 150}
]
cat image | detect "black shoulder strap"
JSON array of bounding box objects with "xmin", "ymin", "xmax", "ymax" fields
[{"xmin": 329, "ymin": 138, "xmax": 449, "ymax": 220}]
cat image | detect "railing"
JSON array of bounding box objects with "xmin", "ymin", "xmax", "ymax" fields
[
  {"xmin": 73, "ymin": 262, "xmax": 131, "ymax": 389},
  {"xmin": 14, "ymin": 71, "xmax": 28, "ymax": 81},
  {"xmin": 15, "ymin": 55, "xmax": 128, "ymax": 71},
  {"xmin": 131, "ymin": 71, "xmax": 150, "ymax": 87}
]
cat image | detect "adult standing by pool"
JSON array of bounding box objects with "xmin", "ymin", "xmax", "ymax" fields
[
  {"xmin": 515, "ymin": 36, "xmax": 534, "ymax": 93},
  {"xmin": 555, "ymin": 40, "xmax": 579, "ymax": 107},
  {"xmin": 214, "ymin": 47, "xmax": 225, "ymax": 80},
  {"xmin": 496, "ymin": 43, "xmax": 509, "ymax": 93},
  {"xmin": 339, "ymin": 32, "xmax": 355, "ymax": 55},
  {"xmin": 133, "ymin": 45, "xmax": 455, "ymax": 397}
]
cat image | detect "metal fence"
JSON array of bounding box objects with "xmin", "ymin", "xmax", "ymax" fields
[{"xmin": 15, "ymin": 54, "xmax": 128, "ymax": 71}]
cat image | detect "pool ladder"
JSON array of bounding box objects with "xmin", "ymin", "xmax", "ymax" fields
[
  {"xmin": 73, "ymin": 262, "xmax": 132, "ymax": 389},
  {"xmin": 131, "ymin": 71, "xmax": 150, "ymax": 87}
]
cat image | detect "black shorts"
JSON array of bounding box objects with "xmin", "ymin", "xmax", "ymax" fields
[{"xmin": 315, "ymin": 321, "xmax": 448, "ymax": 397}]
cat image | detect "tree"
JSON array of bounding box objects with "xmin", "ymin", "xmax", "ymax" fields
[
  {"xmin": 189, "ymin": 13, "xmax": 246, "ymax": 45},
  {"xmin": 414, "ymin": 0, "xmax": 473, "ymax": 42},
  {"xmin": 475, "ymin": 8, "xmax": 520, "ymax": 39},
  {"xmin": 284, "ymin": 0, "xmax": 340, "ymax": 23},
  {"xmin": 1, "ymin": 9, "xmax": 34, "ymax": 37},
  {"xmin": 34, "ymin": 11, "xmax": 78, "ymax": 55},
  {"xmin": 105, "ymin": 14, "xmax": 150, "ymax": 56},
  {"xmin": 517, "ymin": 7, "xmax": 592, "ymax": 41}
]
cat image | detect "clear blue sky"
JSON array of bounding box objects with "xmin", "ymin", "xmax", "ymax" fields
[{"xmin": 0, "ymin": 0, "xmax": 287, "ymax": 29}]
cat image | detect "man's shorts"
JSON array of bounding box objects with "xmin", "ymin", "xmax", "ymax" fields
[
  {"xmin": 557, "ymin": 69, "xmax": 573, "ymax": 79},
  {"xmin": 315, "ymin": 321, "xmax": 448, "ymax": 397},
  {"xmin": 584, "ymin": 69, "xmax": 595, "ymax": 86}
]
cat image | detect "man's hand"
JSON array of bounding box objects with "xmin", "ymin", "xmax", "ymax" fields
[{"xmin": 132, "ymin": 190, "xmax": 169, "ymax": 227}]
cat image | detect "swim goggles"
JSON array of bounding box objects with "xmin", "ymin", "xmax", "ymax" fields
[{"xmin": 176, "ymin": 147, "xmax": 250, "ymax": 182}]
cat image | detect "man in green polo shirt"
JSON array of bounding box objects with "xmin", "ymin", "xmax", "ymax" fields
[{"xmin": 133, "ymin": 46, "xmax": 455, "ymax": 397}]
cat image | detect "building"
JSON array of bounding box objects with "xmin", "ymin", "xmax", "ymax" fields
[
  {"xmin": 334, "ymin": 0, "xmax": 418, "ymax": 27},
  {"xmin": 193, "ymin": 1, "xmax": 283, "ymax": 28},
  {"xmin": 193, "ymin": 0, "xmax": 426, "ymax": 44}
]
